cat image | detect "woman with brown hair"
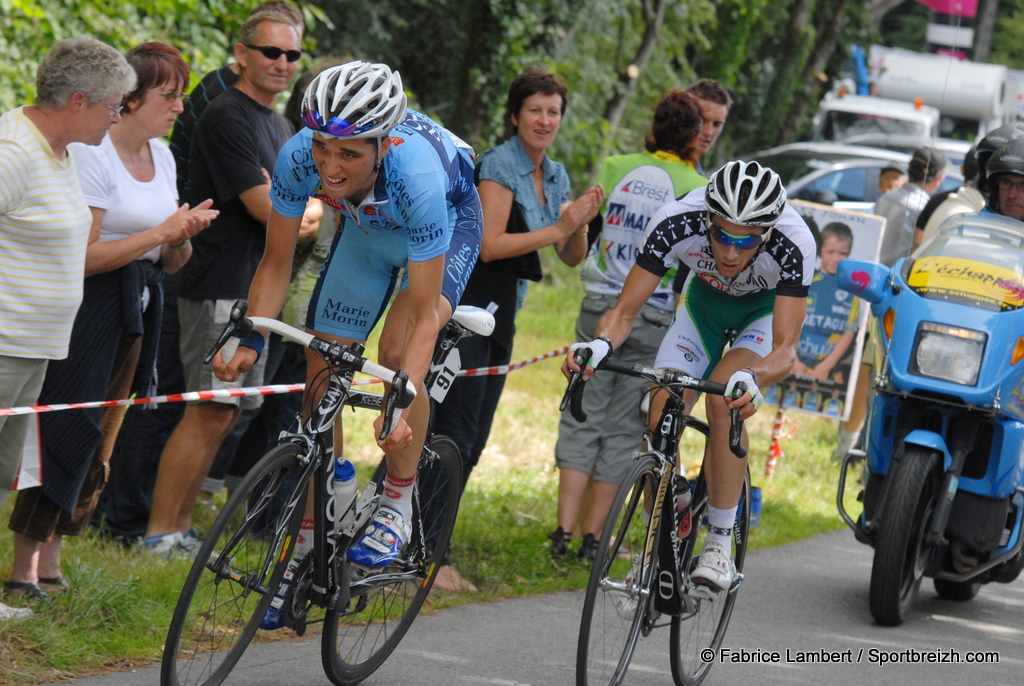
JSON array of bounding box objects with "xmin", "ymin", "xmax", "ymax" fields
[{"xmin": 430, "ymin": 65, "xmax": 604, "ymax": 589}]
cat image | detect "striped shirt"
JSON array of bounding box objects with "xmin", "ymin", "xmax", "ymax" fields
[{"xmin": 0, "ymin": 107, "xmax": 92, "ymax": 359}]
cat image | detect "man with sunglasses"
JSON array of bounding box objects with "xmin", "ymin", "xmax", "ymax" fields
[
  {"xmin": 565, "ymin": 160, "xmax": 815, "ymax": 596},
  {"xmin": 215, "ymin": 61, "xmax": 481, "ymax": 581},
  {"xmin": 168, "ymin": 1, "xmax": 304, "ymax": 200},
  {"xmin": 140, "ymin": 10, "xmax": 301, "ymax": 556}
]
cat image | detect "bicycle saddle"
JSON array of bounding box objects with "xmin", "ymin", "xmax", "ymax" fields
[{"xmin": 452, "ymin": 305, "xmax": 496, "ymax": 337}]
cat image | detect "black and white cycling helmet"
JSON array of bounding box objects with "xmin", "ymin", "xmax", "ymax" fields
[
  {"xmin": 301, "ymin": 60, "xmax": 407, "ymax": 139},
  {"xmin": 706, "ymin": 160, "xmax": 787, "ymax": 227}
]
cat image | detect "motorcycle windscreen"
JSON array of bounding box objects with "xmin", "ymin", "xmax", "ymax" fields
[{"xmin": 907, "ymin": 218, "xmax": 1024, "ymax": 312}]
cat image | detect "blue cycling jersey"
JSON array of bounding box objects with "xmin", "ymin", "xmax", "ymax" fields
[
  {"xmin": 271, "ymin": 110, "xmax": 478, "ymax": 263},
  {"xmin": 269, "ymin": 110, "xmax": 482, "ymax": 340}
]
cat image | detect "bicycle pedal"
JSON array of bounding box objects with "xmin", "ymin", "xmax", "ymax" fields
[
  {"xmin": 689, "ymin": 571, "xmax": 744, "ymax": 601},
  {"xmin": 689, "ymin": 585, "xmax": 718, "ymax": 602}
]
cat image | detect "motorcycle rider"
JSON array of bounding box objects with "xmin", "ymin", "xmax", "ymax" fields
[
  {"xmin": 983, "ymin": 138, "xmax": 1024, "ymax": 222},
  {"xmin": 842, "ymin": 129, "xmax": 1024, "ymax": 463}
]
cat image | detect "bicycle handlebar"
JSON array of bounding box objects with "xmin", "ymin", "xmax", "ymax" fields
[
  {"xmin": 205, "ymin": 300, "xmax": 417, "ymax": 439},
  {"xmin": 561, "ymin": 347, "xmax": 747, "ymax": 458}
]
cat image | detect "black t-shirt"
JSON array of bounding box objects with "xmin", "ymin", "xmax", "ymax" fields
[
  {"xmin": 168, "ymin": 65, "xmax": 239, "ymax": 200},
  {"xmin": 179, "ymin": 87, "xmax": 293, "ymax": 300}
]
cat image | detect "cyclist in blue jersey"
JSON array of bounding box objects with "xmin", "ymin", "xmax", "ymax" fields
[{"xmin": 215, "ymin": 61, "xmax": 482, "ymax": 571}]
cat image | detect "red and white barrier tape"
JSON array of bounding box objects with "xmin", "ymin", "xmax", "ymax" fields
[
  {"xmin": 459, "ymin": 345, "xmax": 569, "ymax": 376},
  {"xmin": 0, "ymin": 346, "xmax": 571, "ymax": 417}
]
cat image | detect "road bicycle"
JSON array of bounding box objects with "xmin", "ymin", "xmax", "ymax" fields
[
  {"xmin": 161, "ymin": 300, "xmax": 494, "ymax": 686},
  {"xmin": 562, "ymin": 351, "xmax": 751, "ymax": 686}
]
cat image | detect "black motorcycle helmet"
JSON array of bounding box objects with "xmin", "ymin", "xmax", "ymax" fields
[
  {"xmin": 975, "ymin": 123, "xmax": 1024, "ymax": 190},
  {"xmin": 984, "ymin": 138, "xmax": 1024, "ymax": 215}
]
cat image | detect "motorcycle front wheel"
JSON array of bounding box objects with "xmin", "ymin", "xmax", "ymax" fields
[{"xmin": 869, "ymin": 446, "xmax": 941, "ymax": 626}]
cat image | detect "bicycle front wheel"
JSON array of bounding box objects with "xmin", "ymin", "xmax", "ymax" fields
[
  {"xmin": 669, "ymin": 468, "xmax": 751, "ymax": 686},
  {"xmin": 577, "ymin": 453, "xmax": 661, "ymax": 686},
  {"xmin": 161, "ymin": 443, "xmax": 306, "ymax": 686},
  {"xmin": 322, "ymin": 434, "xmax": 462, "ymax": 686}
]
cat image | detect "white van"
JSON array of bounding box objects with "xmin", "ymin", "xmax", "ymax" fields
[{"xmin": 811, "ymin": 90, "xmax": 941, "ymax": 142}]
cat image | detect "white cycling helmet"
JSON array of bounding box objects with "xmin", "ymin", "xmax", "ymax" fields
[
  {"xmin": 301, "ymin": 61, "xmax": 407, "ymax": 139},
  {"xmin": 706, "ymin": 160, "xmax": 786, "ymax": 227}
]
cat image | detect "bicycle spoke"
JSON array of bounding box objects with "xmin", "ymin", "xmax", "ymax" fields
[
  {"xmin": 322, "ymin": 436, "xmax": 461, "ymax": 686},
  {"xmin": 162, "ymin": 444, "xmax": 305, "ymax": 686},
  {"xmin": 670, "ymin": 471, "xmax": 750, "ymax": 686},
  {"xmin": 577, "ymin": 455, "xmax": 659, "ymax": 686}
]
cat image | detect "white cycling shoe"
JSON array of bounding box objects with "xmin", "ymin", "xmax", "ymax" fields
[
  {"xmin": 347, "ymin": 506, "xmax": 411, "ymax": 567},
  {"xmin": 691, "ymin": 540, "xmax": 736, "ymax": 598}
]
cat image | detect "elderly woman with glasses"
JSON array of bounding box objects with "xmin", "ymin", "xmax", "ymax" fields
[{"xmin": 4, "ymin": 42, "xmax": 218, "ymax": 604}]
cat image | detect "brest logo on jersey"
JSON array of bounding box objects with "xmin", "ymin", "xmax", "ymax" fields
[{"xmin": 606, "ymin": 178, "xmax": 672, "ymax": 232}]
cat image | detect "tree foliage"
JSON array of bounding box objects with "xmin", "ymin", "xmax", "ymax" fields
[
  {"xmin": 1, "ymin": 0, "xmax": 907, "ymax": 188},
  {"xmin": 990, "ymin": 0, "xmax": 1024, "ymax": 69},
  {"xmin": 0, "ymin": 0, "xmax": 335, "ymax": 112}
]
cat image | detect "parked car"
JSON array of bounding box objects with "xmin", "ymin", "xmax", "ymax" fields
[
  {"xmin": 838, "ymin": 133, "xmax": 973, "ymax": 167},
  {"xmin": 740, "ymin": 142, "xmax": 964, "ymax": 212}
]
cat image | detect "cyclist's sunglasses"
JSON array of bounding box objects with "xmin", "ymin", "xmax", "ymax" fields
[
  {"xmin": 302, "ymin": 110, "xmax": 371, "ymax": 137},
  {"xmin": 244, "ymin": 44, "xmax": 302, "ymax": 62},
  {"xmin": 705, "ymin": 216, "xmax": 770, "ymax": 250}
]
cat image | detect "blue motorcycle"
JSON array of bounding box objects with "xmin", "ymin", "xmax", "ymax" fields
[{"xmin": 836, "ymin": 212, "xmax": 1024, "ymax": 626}]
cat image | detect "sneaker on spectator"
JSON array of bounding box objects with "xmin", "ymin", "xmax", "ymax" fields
[
  {"xmin": 143, "ymin": 529, "xmax": 205, "ymax": 560},
  {"xmin": 143, "ymin": 532, "xmax": 188, "ymax": 559},
  {"xmin": 691, "ymin": 540, "xmax": 736, "ymax": 597},
  {"xmin": 0, "ymin": 601, "xmax": 33, "ymax": 621},
  {"xmin": 178, "ymin": 528, "xmax": 203, "ymax": 556},
  {"xmin": 347, "ymin": 507, "xmax": 410, "ymax": 568}
]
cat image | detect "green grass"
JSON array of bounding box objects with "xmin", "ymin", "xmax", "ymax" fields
[{"xmin": 0, "ymin": 251, "xmax": 861, "ymax": 683}]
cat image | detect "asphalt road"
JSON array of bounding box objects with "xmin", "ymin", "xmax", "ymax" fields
[{"xmin": 45, "ymin": 529, "xmax": 1024, "ymax": 686}]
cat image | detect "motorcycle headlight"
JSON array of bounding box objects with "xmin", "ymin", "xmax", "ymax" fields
[{"xmin": 910, "ymin": 322, "xmax": 986, "ymax": 386}]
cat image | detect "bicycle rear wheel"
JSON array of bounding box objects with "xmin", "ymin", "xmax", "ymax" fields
[
  {"xmin": 669, "ymin": 468, "xmax": 751, "ymax": 686},
  {"xmin": 322, "ymin": 434, "xmax": 461, "ymax": 685},
  {"xmin": 161, "ymin": 443, "xmax": 306, "ymax": 686},
  {"xmin": 577, "ymin": 453, "xmax": 661, "ymax": 686}
]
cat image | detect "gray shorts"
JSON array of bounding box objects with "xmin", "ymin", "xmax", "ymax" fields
[
  {"xmin": 179, "ymin": 298, "xmax": 267, "ymax": 410},
  {"xmin": 555, "ymin": 294, "xmax": 673, "ymax": 485},
  {"xmin": 0, "ymin": 355, "xmax": 48, "ymax": 503}
]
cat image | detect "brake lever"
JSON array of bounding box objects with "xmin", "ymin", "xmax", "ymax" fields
[
  {"xmin": 203, "ymin": 299, "xmax": 252, "ymax": 364},
  {"xmin": 729, "ymin": 381, "xmax": 748, "ymax": 459},
  {"xmin": 379, "ymin": 369, "xmax": 412, "ymax": 442},
  {"xmin": 559, "ymin": 348, "xmax": 590, "ymax": 422}
]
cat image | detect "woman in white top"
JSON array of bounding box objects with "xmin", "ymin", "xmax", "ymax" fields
[{"xmin": 5, "ymin": 42, "xmax": 218, "ymax": 601}]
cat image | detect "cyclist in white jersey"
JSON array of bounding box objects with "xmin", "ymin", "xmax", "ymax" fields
[{"xmin": 565, "ymin": 160, "xmax": 815, "ymax": 593}]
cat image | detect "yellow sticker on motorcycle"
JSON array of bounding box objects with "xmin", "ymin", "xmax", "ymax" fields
[{"xmin": 907, "ymin": 256, "xmax": 1024, "ymax": 311}]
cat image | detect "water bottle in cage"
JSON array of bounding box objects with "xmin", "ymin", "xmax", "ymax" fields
[{"xmin": 675, "ymin": 475, "xmax": 692, "ymax": 540}]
